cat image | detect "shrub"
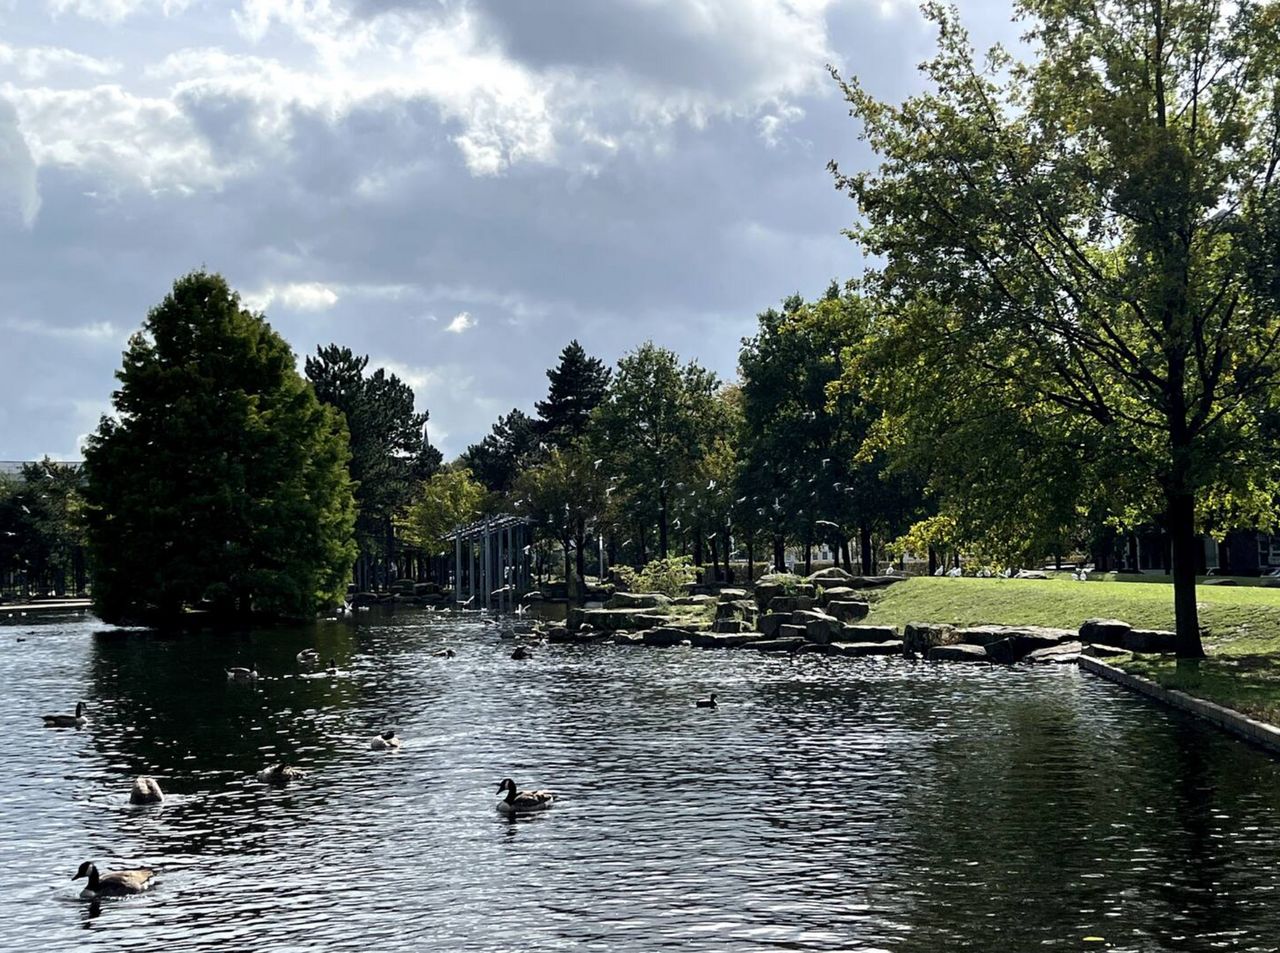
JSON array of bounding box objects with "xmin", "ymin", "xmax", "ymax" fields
[{"xmin": 614, "ymin": 555, "xmax": 698, "ymax": 598}]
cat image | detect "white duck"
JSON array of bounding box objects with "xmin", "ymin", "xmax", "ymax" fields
[
  {"xmin": 129, "ymin": 777, "xmax": 164, "ymax": 805},
  {"xmin": 495, "ymin": 778, "xmax": 554, "ymax": 813}
]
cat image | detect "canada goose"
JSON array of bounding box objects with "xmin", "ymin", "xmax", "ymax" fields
[
  {"xmin": 496, "ymin": 778, "xmax": 554, "ymax": 813},
  {"xmin": 511, "ymin": 646, "xmax": 530, "ymax": 660},
  {"xmin": 256, "ymin": 764, "xmax": 305, "ymax": 785},
  {"xmin": 129, "ymin": 777, "xmax": 164, "ymax": 805},
  {"xmin": 42, "ymin": 702, "xmax": 86, "ymax": 727},
  {"xmin": 370, "ymin": 730, "xmax": 401, "ymax": 751},
  {"xmin": 435, "ymin": 648, "xmax": 456, "ymax": 658},
  {"xmin": 226, "ymin": 666, "xmax": 257, "ymax": 682},
  {"xmin": 695, "ymin": 693, "xmax": 718, "ymax": 709},
  {"xmin": 72, "ymin": 861, "xmax": 155, "ymax": 898},
  {"xmin": 296, "ymin": 649, "xmax": 319, "ymax": 665}
]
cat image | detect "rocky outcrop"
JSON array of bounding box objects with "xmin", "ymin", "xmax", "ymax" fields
[
  {"xmin": 767, "ymin": 595, "xmax": 816, "ymax": 613},
  {"xmin": 985, "ymin": 631, "xmax": 1075, "ymax": 664},
  {"xmin": 1079, "ymin": 618, "xmax": 1132, "ymax": 644},
  {"xmin": 672, "ymin": 594, "xmax": 716, "ymax": 607},
  {"xmin": 829, "ymin": 640, "xmax": 904, "ymax": 657},
  {"xmin": 903, "ymin": 622, "xmax": 958, "ymax": 655},
  {"xmin": 844, "ymin": 575, "xmax": 908, "ymax": 589},
  {"xmin": 840, "ymin": 624, "xmax": 899, "ymax": 643},
  {"xmin": 777, "ymin": 624, "xmax": 808, "ymax": 640},
  {"xmin": 826, "ymin": 600, "xmax": 870, "ymax": 622},
  {"xmin": 689, "ymin": 632, "xmax": 758, "ymax": 648},
  {"xmin": 1024, "ymin": 641, "xmax": 1083, "ymax": 664},
  {"xmin": 605, "ymin": 592, "xmax": 672, "ymax": 610},
  {"xmin": 744, "ymin": 637, "xmax": 806, "ymax": 652},
  {"xmin": 582, "ymin": 608, "xmax": 673, "ymax": 631},
  {"xmin": 712, "ymin": 618, "xmax": 753, "ymax": 634},
  {"xmin": 816, "ymin": 585, "xmax": 856, "ymax": 605},
  {"xmin": 1082, "ymin": 643, "xmax": 1129, "ymax": 659},
  {"xmin": 805, "ymin": 566, "xmax": 854, "ymax": 584},
  {"xmin": 792, "ymin": 609, "xmax": 841, "ymax": 644},
  {"xmin": 1121, "ymin": 628, "xmax": 1177, "ymax": 653},
  {"xmin": 758, "ymin": 612, "xmax": 791, "ymax": 638},
  {"xmin": 954, "ymin": 624, "xmax": 1076, "ymax": 647},
  {"xmin": 642, "ymin": 627, "xmax": 693, "ymax": 647},
  {"xmin": 716, "ymin": 588, "xmax": 749, "ymax": 602},
  {"xmin": 716, "ymin": 600, "xmax": 758, "ymax": 624},
  {"xmin": 927, "ymin": 643, "xmax": 990, "ymax": 662}
]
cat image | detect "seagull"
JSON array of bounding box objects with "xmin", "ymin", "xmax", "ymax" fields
[{"xmin": 594, "ymin": 459, "xmax": 603, "ymax": 469}]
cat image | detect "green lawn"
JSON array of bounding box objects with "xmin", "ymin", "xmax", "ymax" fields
[{"xmin": 864, "ymin": 576, "xmax": 1280, "ymax": 725}]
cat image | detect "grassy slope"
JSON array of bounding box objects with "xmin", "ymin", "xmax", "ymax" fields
[{"xmin": 865, "ymin": 576, "xmax": 1280, "ymax": 724}]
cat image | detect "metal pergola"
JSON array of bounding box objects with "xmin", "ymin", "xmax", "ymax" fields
[{"xmin": 444, "ymin": 514, "xmax": 533, "ymax": 611}]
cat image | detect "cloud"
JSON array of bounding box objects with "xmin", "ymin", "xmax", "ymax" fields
[
  {"xmin": 0, "ymin": 98, "xmax": 40, "ymax": 227},
  {"xmin": 45, "ymin": 0, "xmax": 193, "ymax": 22},
  {"xmin": 2, "ymin": 317, "xmax": 123, "ymax": 341},
  {"xmin": 444, "ymin": 311, "xmax": 474, "ymax": 334},
  {"xmin": 0, "ymin": 44, "xmax": 121, "ymax": 82},
  {"xmin": 245, "ymin": 281, "xmax": 340, "ymax": 312}
]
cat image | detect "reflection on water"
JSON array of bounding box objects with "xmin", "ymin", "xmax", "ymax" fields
[{"xmin": 3, "ymin": 608, "xmax": 1280, "ymax": 951}]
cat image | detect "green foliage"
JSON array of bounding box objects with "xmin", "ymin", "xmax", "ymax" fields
[
  {"xmin": 832, "ymin": 0, "xmax": 1280, "ymax": 655},
  {"xmin": 462, "ymin": 408, "xmax": 540, "ymax": 494},
  {"xmin": 83, "ymin": 270, "xmax": 357, "ymax": 624},
  {"xmin": 613, "ymin": 555, "xmax": 697, "ymax": 598},
  {"xmin": 535, "ymin": 340, "xmax": 611, "ymax": 450},
  {"xmin": 0, "ymin": 461, "xmax": 87, "ymax": 596},
  {"xmin": 403, "ymin": 466, "xmax": 486, "ymax": 556}
]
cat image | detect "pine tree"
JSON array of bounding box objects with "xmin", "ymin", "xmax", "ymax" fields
[
  {"xmin": 83, "ymin": 271, "xmax": 357, "ymax": 625},
  {"xmin": 534, "ymin": 340, "xmax": 611, "ymax": 450}
]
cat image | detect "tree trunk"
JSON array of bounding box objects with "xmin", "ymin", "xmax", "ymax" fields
[
  {"xmin": 1167, "ymin": 490, "xmax": 1205, "ymax": 659},
  {"xmin": 746, "ymin": 531, "xmax": 755, "ymax": 581},
  {"xmin": 928, "ymin": 546, "xmax": 937, "ymax": 576},
  {"xmin": 658, "ymin": 488, "xmax": 669, "ymax": 558},
  {"xmin": 803, "ymin": 539, "xmax": 812, "ymax": 576},
  {"xmin": 860, "ymin": 524, "xmax": 873, "ymax": 575},
  {"xmin": 773, "ymin": 534, "xmax": 785, "ymax": 571},
  {"xmin": 693, "ymin": 530, "xmax": 704, "ymax": 576},
  {"xmin": 840, "ymin": 538, "xmax": 853, "ymax": 573},
  {"xmin": 575, "ymin": 535, "xmax": 587, "ymax": 594}
]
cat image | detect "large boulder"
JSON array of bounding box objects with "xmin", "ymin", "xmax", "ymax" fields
[
  {"xmin": 845, "ymin": 575, "xmax": 908, "ymax": 589},
  {"xmin": 716, "ymin": 588, "xmax": 750, "ymax": 602},
  {"xmin": 606, "ymin": 591, "xmax": 672, "ymax": 610},
  {"xmin": 754, "ymin": 574, "xmax": 798, "ymax": 609},
  {"xmin": 903, "ymin": 622, "xmax": 958, "ymax": 655},
  {"xmin": 673, "ymin": 594, "xmax": 716, "ymax": 607},
  {"xmin": 826, "ymin": 600, "xmax": 870, "ymax": 623},
  {"xmin": 715, "ymin": 599, "xmax": 758, "ymax": 623},
  {"xmin": 928, "ymin": 644, "xmax": 991, "ymax": 663},
  {"xmin": 690, "ymin": 632, "xmax": 758, "ymax": 648},
  {"xmin": 777, "ymin": 624, "xmax": 809, "ymax": 640},
  {"xmin": 641, "ymin": 627, "xmax": 695, "ymax": 647},
  {"xmin": 712, "ymin": 618, "xmax": 752, "ymax": 634},
  {"xmin": 1024, "ymin": 641, "xmax": 1083, "ymax": 664},
  {"xmin": 745, "ymin": 637, "xmax": 807, "ymax": 652},
  {"xmin": 767, "ymin": 595, "xmax": 816, "ymax": 613},
  {"xmin": 582, "ymin": 608, "xmax": 672, "ymax": 632},
  {"xmin": 792, "ymin": 609, "xmax": 840, "ymax": 644},
  {"xmin": 954, "ymin": 624, "xmax": 1075, "ymax": 647},
  {"xmin": 1082, "ymin": 643, "xmax": 1129, "ymax": 659},
  {"xmin": 806, "ymin": 566, "xmax": 854, "ymax": 584},
  {"xmin": 758, "ymin": 612, "xmax": 791, "ymax": 638},
  {"xmin": 1079, "ymin": 618, "xmax": 1132, "ymax": 644},
  {"xmin": 830, "ymin": 640, "xmax": 904, "ymax": 657},
  {"xmin": 985, "ymin": 631, "xmax": 1074, "ymax": 664},
  {"xmin": 816, "ymin": 585, "xmax": 858, "ymax": 605},
  {"xmin": 1122, "ymin": 628, "xmax": 1177, "ymax": 653},
  {"xmin": 840, "ymin": 624, "xmax": 900, "ymax": 643}
]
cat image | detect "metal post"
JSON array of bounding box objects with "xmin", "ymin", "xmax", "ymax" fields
[
  {"xmin": 455, "ymin": 536, "xmax": 462, "ymax": 604},
  {"xmin": 483, "ymin": 522, "xmax": 491, "ymax": 610}
]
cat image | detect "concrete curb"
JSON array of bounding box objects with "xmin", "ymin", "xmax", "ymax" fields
[{"xmin": 1078, "ymin": 656, "xmax": 1280, "ymax": 756}]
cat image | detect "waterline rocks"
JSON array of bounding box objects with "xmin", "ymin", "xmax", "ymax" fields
[
  {"xmin": 826, "ymin": 600, "xmax": 871, "ymax": 622},
  {"xmin": 606, "ymin": 592, "xmax": 672, "ymax": 610},
  {"xmin": 1025, "ymin": 641, "xmax": 1084, "ymax": 664},
  {"xmin": 928, "ymin": 644, "xmax": 990, "ymax": 663},
  {"xmin": 903, "ymin": 623, "xmax": 958, "ymax": 655},
  {"xmin": 1079, "ymin": 618, "xmax": 1133, "ymax": 645},
  {"xmin": 840, "ymin": 624, "xmax": 900, "ymax": 643}
]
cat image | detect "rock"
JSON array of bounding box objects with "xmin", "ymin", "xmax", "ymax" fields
[
  {"xmin": 672, "ymin": 594, "xmax": 716, "ymax": 606},
  {"xmin": 777, "ymin": 624, "xmax": 809, "ymax": 640},
  {"xmin": 716, "ymin": 588, "xmax": 749, "ymax": 602},
  {"xmin": 805, "ymin": 566, "xmax": 854, "ymax": 584},
  {"xmin": 903, "ymin": 622, "xmax": 958, "ymax": 655},
  {"xmin": 689, "ymin": 632, "xmax": 757, "ymax": 648},
  {"xmin": 605, "ymin": 591, "xmax": 672, "ymax": 610},
  {"xmin": 712, "ymin": 618, "xmax": 752, "ymax": 634},
  {"xmin": 567, "ymin": 607, "xmax": 586, "ymax": 629},
  {"xmin": 953, "ymin": 624, "xmax": 1076, "ymax": 647},
  {"xmin": 715, "ymin": 599, "xmax": 758, "ymax": 622},
  {"xmin": 816, "ymin": 586, "xmax": 857, "ymax": 605},
  {"xmin": 844, "ymin": 575, "xmax": 908, "ymax": 589},
  {"xmin": 826, "ymin": 600, "xmax": 871, "ymax": 622},
  {"xmin": 840, "ymin": 624, "xmax": 900, "ymax": 643},
  {"xmin": 1121, "ymin": 628, "xmax": 1177, "ymax": 653},
  {"xmin": 1013, "ymin": 570, "xmax": 1048, "ymax": 579},
  {"xmin": 792, "ymin": 609, "xmax": 840, "ymax": 644},
  {"xmin": 546, "ymin": 625, "xmax": 571, "ymax": 643},
  {"xmin": 758, "ymin": 612, "xmax": 791, "ymax": 638},
  {"xmin": 413, "ymin": 582, "xmax": 442, "ymax": 596},
  {"xmin": 1024, "ymin": 640, "xmax": 1083, "ymax": 664},
  {"xmin": 642, "ymin": 627, "xmax": 693, "ymax": 647},
  {"xmin": 1079, "ymin": 618, "xmax": 1132, "ymax": 644},
  {"xmin": 753, "ymin": 574, "xmax": 797, "ymax": 609},
  {"xmin": 985, "ymin": 631, "xmax": 1074, "ymax": 664},
  {"xmin": 582, "ymin": 608, "xmax": 674, "ymax": 631},
  {"xmin": 351, "ymin": 591, "xmax": 379, "ymax": 607},
  {"xmin": 612, "ymin": 633, "xmax": 645, "ymax": 646},
  {"xmin": 1081, "ymin": 643, "xmax": 1129, "ymax": 659},
  {"xmin": 928, "ymin": 643, "xmax": 990, "ymax": 662},
  {"xmin": 830, "ymin": 640, "xmax": 904, "ymax": 657},
  {"xmin": 744, "ymin": 637, "xmax": 807, "ymax": 652},
  {"xmin": 767, "ymin": 595, "xmax": 816, "ymax": 613},
  {"xmin": 1204, "ymin": 578, "xmax": 1238, "ymax": 586}
]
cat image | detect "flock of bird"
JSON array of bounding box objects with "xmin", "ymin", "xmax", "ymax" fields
[{"xmin": 37, "ymin": 622, "xmax": 722, "ymax": 903}]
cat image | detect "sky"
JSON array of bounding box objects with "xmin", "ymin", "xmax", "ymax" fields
[{"xmin": 0, "ymin": 0, "xmax": 1020, "ymax": 460}]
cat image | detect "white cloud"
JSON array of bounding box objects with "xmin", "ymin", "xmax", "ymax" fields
[
  {"xmin": 0, "ymin": 44, "xmax": 121, "ymax": 82},
  {"xmin": 2, "ymin": 317, "xmax": 124, "ymax": 342},
  {"xmin": 445, "ymin": 310, "xmax": 475, "ymax": 334},
  {"xmin": 46, "ymin": 0, "xmax": 193, "ymax": 22},
  {"xmin": 244, "ymin": 281, "xmax": 340, "ymax": 312},
  {"xmin": 0, "ymin": 98, "xmax": 39, "ymax": 226}
]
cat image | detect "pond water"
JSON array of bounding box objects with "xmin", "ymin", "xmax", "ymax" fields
[{"xmin": 2, "ymin": 607, "xmax": 1279, "ymax": 952}]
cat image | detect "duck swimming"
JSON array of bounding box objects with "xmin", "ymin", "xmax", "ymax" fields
[
  {"xmin": 42, "ymin": 702, "xmax": 86, "ymax": 727},
  {"xmin": 226, "ymin": 666, "xmax": 258, "ymax": 682},
  {"xmin": 510, "ymin": 646, "xmax": 531, "ymax": 660},
  {"xmin": 72, "ymin": 861, "xmax": 155, "ymax": 898},
  {"xmin": 435, "ymin": 648, "xmax": 456, "ymax": 658},
  {"xmin": 256, "ymin": 764, "xmax": 305, "ymax": 785},
  {"xmin": 129, "ymin": 777, "xmax": 164, "ymax": 805},
  {"xmin": 695, "ymin": 693, "xmax": 718, "ymax": 709},
  {"xmin": 296, "ymin": 649, "xmax": 319, "ymax": 665},
  {"xmin": 325, "ymin": 658, "xmax": 338, "ymax": 674},
  {"xmin": 495, "ymin": 778, "xmax": 554, "ymax": 813},
  {"xmin": 370, "ymin": 730, "xmax": 401, "ymax": 751}
]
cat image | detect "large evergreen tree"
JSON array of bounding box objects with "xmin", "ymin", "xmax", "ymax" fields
[
  {"xmin": 461, "ymin": 408, "xmax": 539, "ymax": 494},
  {"xmin": 84, "ymin": 271, "xmax": 356, "ymax": 625},
  {"xmin": 535, "ymin": 340, "xmax": 611, "ymax": 450}
]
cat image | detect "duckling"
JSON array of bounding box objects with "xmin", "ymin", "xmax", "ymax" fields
[
  {"xmin": 42, "ymin": 702, "xmax": 86, "ymax": 727},
  {"xmin": 435, "ymin": 648, "xmax": 456, "ymax": 658},
  {"xmin": 695, "ymin": 693, "xmax": 718, "ymax": 709},
  {"xmin": 511, "ymin": 646, "xmax": 530, "ymax": 660},
  {"xmin": 256, "ymin": 763, "xmax": 305, "ymax": 785},
  {"xmin": 226, "ymin": 666, "xmax": 258, "ymax": 682},
  {"xmin": 370, "ymin": 730, "xmax": 401, "ymax": 751},
  {"xmin": 128, "ymin": 776, "xmax": 164, "ymax": 805},
  {"xmin": 296, "ymin": 648, "xmax": 319, "ymax": 665},
  {"xmin": 495, "ymin": 778, "xmax": 554, "ymax": 813},
  {"xmin": 72, "ymin": 861, "xmax": 155, "ymax": 898}
]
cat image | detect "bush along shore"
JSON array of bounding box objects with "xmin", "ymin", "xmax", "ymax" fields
[{"xmin": 532, "ymin": 566, "xmax": 1174, "ymax": 665}]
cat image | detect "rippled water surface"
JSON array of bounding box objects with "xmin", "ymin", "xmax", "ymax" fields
[{"xmin": 3, "ymin": 608, "xmax": 1280, "ymax": 952}]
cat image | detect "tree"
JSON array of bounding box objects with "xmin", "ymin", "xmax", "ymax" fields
[
  {"xmin": 535, "ymin": 340, "xmax": 612, "ymax": 450},
  {"xmin": 0, "ymin": 460, "xmax": 88, "ymax": 598},
  {"xmin": 462, "ymin": 408, "xmax": 540, "ymax": 494},
  {"xmin": 513, "ymin": 446, "xmax": 609, "ymax": 593},
  {"xmin": 592, "ymin": 343, "xmax": 721, "ymax": 559},
  {"xmin": 403, "ymin": 466, "xmax": 486, "ymax": 556},
  {"xmin": 831, "ymin": 0, "xmax": 1280, "ymax": 657},
  {"xmin": 83, "ymin": 271, "xmax": 357, "ymax": 625}
]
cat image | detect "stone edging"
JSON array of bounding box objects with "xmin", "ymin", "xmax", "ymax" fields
[{"xmin": 1078, "ymin": 656, "xmax": 1280, "ymax": 756}]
